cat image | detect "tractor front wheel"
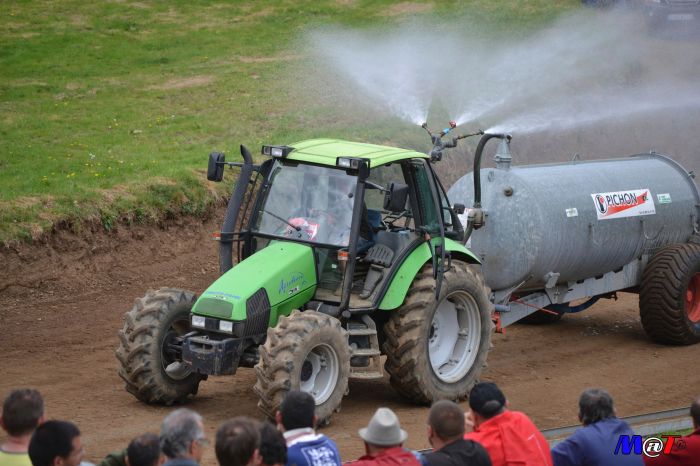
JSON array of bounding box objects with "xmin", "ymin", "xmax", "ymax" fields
[
  {"xmin": 254, "ymin": 310, "xmax": 350, "ymax": 426},
  {"xmin": 116, "ymin": 288, "xmax": 204, "ymax": 404},
  {"xmin": 383, "ymin": 261, "xmax": 493, "ymax": 403}
]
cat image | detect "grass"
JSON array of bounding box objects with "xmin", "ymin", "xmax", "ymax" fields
[{"xmin": 0, "ymin": 0, "xmax": 580, "ymax": 244}]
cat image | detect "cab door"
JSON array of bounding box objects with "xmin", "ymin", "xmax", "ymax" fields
[{"xmin": 408, "ymin": 159, "xmax": 448, "ymax": 297}]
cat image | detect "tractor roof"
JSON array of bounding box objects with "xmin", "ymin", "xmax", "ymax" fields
[{"xmin": 286, "ymin": 138, "xmax": 428, "ymax": 168}]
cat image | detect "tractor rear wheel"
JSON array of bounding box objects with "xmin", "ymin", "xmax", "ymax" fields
[
  {"xmin": 383, "ymin": 261, "xmax": 493, "ymax": 403},
  {"xmin": 254, "ymin": 310, "xmax": 350, "ymax": 425},
  {"xmin": 116, "ymin": 288, "xmax": 203, "ymax": 404},
  {"xmin": 640, "ymin": 243, "xmax": 700, "ymax": 345}
]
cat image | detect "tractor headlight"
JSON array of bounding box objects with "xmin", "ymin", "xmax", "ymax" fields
[
  {"xmin": 336, "ymin": 157, "xmax": 362, "ymax": 169},
  {"xmin": 191, "ymin": 315, "xmax": 206, "ymax": 328},
  {"xmin": 262, "ymin": 145, "xmax": 294, "ymax": 157},
  {"xmin": 219, "ymin": 320, "xmax": 234, "ymax": 333}
]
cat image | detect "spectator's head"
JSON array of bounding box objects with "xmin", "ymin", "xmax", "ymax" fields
[
  {"xmin": 215, "ymin": 417, "xmax": 261, "ymax": 466},
  {"xmin": 469, "ymin": 382, "xmax": 507, "ymax": 422},
  {"xmin": 126, "ymin": 433, "xmax": 164, "ymax": 466},
  {"xmin": 358, "ymin": 407, "xmax": 407, "ymax": 455},
  {"xmin": 427, "ymin": 400, "xmax": 465, "ymax": 449},
  {"xmin": 160, "ymin": 409, "xmax": 206, "ymax": 462},
  {"xmin": 258, "ymin": 422, "xmax": 286, "ymax": 466},
  {"xmin": 1, "ymin": 388, "xmax": 44, "ymax": 438},
  {"xmin": 28, "ymin": 420, "xmax": 83, "ymax": 466},
  {"xmin": 578, "ymin": 388, "xmax": 615, "ymax": 426},
  {"xmin": 276, "ymin": 391, "xmax": 316, "ymax": 431},
  {"xmin": 690, "ymin": 395, "xmax": 700, "ymax": 430}
]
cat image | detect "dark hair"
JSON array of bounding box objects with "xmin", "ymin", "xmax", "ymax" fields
[
  {"xmin": 280, "ymin": 391, "xmax": 315, "ymax": 430},
  {"xmin": 469, "ymin": 382, "xmax": 506, "ymax": 419},
  {"xmin": 2, "ymin": 388, "xmax": 44, "ymax": 436},
  {"xmin": 127, "ymin": 433, "xmax": 161, "ymax": 466},
  {"xmin": 690, "ymin": 396, "xmax": 700, "ymax": 427},
  {"xmin": 578, "ymin": 388, "xmax": 615, "ymax": 425},
  {"xmin": 429, "ymin": 400, "xmax": 465, "ymax": 441},
  {"xmin": 216, "ymin": 417, "xmax": 260, "ymax": 466},
  {"xmin": 259, "ymin": 422, "xmax": 287, "ymax": 466},
  {"xmin": 28, "ymin": 420, "xmax": 80, "ymax": 466},
  {"xmin": 160, "ymin": 409, "xmax": 203, "ymax": 459}
]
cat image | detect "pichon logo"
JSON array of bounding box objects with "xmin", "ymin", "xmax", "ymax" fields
[
  {"xmin": 615, "ymin": 435, "xmax": 684, "ymax": 458},
  {"xmin": 594, "ymin": 191, "xmax": 648, "ymax": 215},
  {"xmin": 591, "ymin": 188, "xmax": 656, "ymax": 221}
]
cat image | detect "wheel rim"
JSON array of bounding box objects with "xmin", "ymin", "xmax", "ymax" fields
[
  {"xmin": 299, "ymin": 343, "xmax": 339, "ymax": 405},
  {"xmin": 161, "ymin": 318, "xmax": 192, "ymax": 381},
  {"xmin": 686, "ymin": 273, "xmax": 700, "ymax": 323},
  {"xmin": 429, "ymin": 290, "xmax": 481, "ymax": 383}
]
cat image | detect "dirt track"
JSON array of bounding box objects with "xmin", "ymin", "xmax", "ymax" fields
[{"xmin": 1, "ymin": 213, "xmax": 699, "ymax": 465}]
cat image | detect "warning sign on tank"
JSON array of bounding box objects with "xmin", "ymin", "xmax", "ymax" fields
[{"xmin": 591, "ymin": 189, "xmax": 656, "ymax": 220}]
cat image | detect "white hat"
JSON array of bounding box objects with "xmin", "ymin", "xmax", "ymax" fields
[{"xmin": 358, "ymin": 407, "xmax": 408, "ymax": 446}]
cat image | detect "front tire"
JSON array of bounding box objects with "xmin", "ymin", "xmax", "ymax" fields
[
  {"xmin": 383, "ymin": 261, "xmax": 493, "ymax": 403},
  {"xmin": 116, "ymin": 288, "xmax": 203, "ymax": 404},
  {"xmin": 254, "ymin": 310, "xmax": 350, "ymax": 425},
  {"xmin": 640, "ymin": 243, "xmax": 700, "ymax": 345}
]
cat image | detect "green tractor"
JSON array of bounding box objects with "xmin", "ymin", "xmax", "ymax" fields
[{"xmin": 116, "ymin": 135, "xmax": 495, "ymax": 423}]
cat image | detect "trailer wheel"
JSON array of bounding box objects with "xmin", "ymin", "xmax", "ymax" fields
[
  {"xmin": 640, "ymin": 243, "xmax": 700, "ymax": 345},
  {"xmin": 116, "ymin": 288, "xmax": 203, "ymax": 404},
  {"xmin": 383, "ymin": 261, "xmax": 493, "ymax": 403},
  {"xmin": 254, "ymin": 310, "xmax": 350, "ymax": 426}
]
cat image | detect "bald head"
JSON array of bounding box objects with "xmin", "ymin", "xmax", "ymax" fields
[{"xmin": 691, "ymin": 396, "xmax": 700, "ymax": 429}]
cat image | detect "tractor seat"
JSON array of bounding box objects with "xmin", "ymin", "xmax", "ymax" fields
[
  {"xmin": 363, "ymin": 243, "xmax": 394, "ymax": 268},
  {"xmin": 359, "ymin": 244, "xmax": 395, "ymax": 299}
]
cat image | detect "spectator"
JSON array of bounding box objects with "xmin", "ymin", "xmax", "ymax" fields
[
  {"xmin": 160, "ymin": 409, "xmax": 207, "ymax": 466},
  {"xmin": 27, "ymin": 420, "xmax": 84, "ymax": 466},
  {"xmin": 1, "ymin": 388, "xmax": 44, "ymax": 466},
  {"xmin": 259, "ymin": 422, "xmax": 286, "ymax": 466},
  {"xmin": 215, "ymin": 417, "xmax": 260, "ymax": 466},
  {"xmin": 99, "ymin": 433, "xmax": 163, "ymax": 466},
  {"xmin": 276, "ymin": 391, "xmax": 341, "ymax": 466},
  {"xmin": 644, "ymin": 395, "xmax": 700, "ymax": 466},
  {"xmin": 349, "ymin": 407, "xmax": 421, "ymax": 466},
  {"xmin": 465, "ymin": 382, "xmax": 552, "ymax": 466},
  {"xmin": 552, "ymin": 388, "xmax": 642, "ymax": 466},
  {"xmin": 424, "ymin": 400, "xmax": 491, "ymax": 466}
]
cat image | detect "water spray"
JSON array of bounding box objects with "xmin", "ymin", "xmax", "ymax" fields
[{"xmin": 422, "ymin": 120, "xmax": 483, "ymax": 162}]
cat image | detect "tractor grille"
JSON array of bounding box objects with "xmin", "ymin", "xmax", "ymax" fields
[
  {"xmin": 194, "ymin": 298, "xmax": 233, "ymax": 319},
  {"xmin": 245, "ymin": 288, "xmax": 271, "ymax": 336}
]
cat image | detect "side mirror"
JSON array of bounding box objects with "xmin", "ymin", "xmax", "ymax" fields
[
  {"xmin": 453, "ymin": 203, "xmax": 465, "ymax": 215},
  {"xmin": 207, "ymin": 152, "xmax": 225, "ymax": 182},
  {"xmin": 384, "ymin": 182, "xmax": 409, "ymax": 213}
]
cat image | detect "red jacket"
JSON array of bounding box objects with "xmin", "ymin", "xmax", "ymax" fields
[
  {"xmin": 644, "ymin": 429, "xmax": 700, "ymax": 466},
  {"xmin": 465, "ymin": 410, "xmax": 553, "ymax": 466},
  {"xmin": 348, "ymin": 447, "xmax": 422, "ymax": 466}
]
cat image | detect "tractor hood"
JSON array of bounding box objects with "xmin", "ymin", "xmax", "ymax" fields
[{"xmin": 192, "ymin": 242, "xmax": 317, "ymax": 325}]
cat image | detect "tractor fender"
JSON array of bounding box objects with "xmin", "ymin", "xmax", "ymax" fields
[{"xmin": 378, "ymin": 239, "xmax": 481, "ymax": 310}]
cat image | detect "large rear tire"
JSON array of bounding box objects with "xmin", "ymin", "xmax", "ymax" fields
[
  {"xmin": 116, "ymin": 288, "xmax": 203, "ymax": 404},
  {"xmin": 254, "ymin": 310, "xmax": 350, "ymax": 425},
  {"xmin": 640, "ymin": 243, "xmax": 700, "ymax": 345},
  {"xmin": 383, "ymin": 261, "xmax": 493, "ymax": 403}
]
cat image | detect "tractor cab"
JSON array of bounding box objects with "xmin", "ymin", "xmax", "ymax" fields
[{"xmin": 231, "ymin": 139, "xmax": 467, "ymax": 314}]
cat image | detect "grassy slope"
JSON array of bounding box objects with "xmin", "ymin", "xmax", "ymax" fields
[{"xmin": 0, "ymin": 0, "xmax": 578, "ymax": 244}]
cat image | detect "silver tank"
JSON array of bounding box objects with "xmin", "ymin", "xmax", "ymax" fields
[{"xmin": 448, "ymin": 153, "xmax": 700, "ymax": 292}]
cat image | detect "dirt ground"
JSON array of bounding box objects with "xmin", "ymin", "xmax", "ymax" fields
[{"xmin": 1, "ymin": 212, "xmax": 699, "ymax": 465}]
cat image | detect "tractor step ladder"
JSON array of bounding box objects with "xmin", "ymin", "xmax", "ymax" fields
[{"xmin": 347, "ymin": 314, "xmax": 384, "ymax": 380}]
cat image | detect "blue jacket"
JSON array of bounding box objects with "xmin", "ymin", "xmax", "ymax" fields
[
  {"xmin": 551, "ymin": 418, "xmax": 643, "ymax": 466},
  {"xmin": 286, "ymin": 432, "xmax": 341, "ymax": 466}
]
